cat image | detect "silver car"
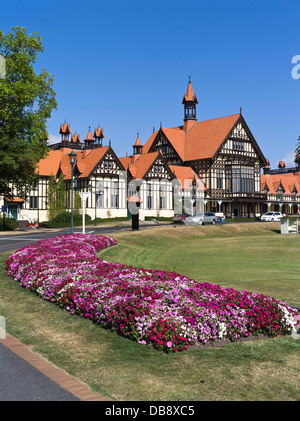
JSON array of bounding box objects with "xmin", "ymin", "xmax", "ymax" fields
[
  {"xmin": 260, "ymin": 212, "xmax": 283, "ymax": 222},
  {"xmin": 184, "ymin": 212, "xmax": 217, "ymax": 225}
]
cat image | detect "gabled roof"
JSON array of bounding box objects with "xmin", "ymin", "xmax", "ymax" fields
[
  {"xmin": 143, "ymin": 113, "xmax": 266, "ymax": 164},
  {"xmin": 169, "ymin": 165, "xmax": 206, "ymax": 191},
  {"xmin": 36, "ymin": 146, "xmax": 117, "ymax": 180},
  {"xmin": 120, "ymin": 152, "xmax": 161, "ymax": 179}
]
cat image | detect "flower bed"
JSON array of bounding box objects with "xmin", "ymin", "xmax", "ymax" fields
[{"xmin": 5, "ymin": 234, "xmax": 299, "ymax": 353}]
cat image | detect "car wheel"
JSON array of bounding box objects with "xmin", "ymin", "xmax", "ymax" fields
[
  {"xmin": 198, "ymin": 220, "xmax": 203, "ymax": 225},
  {"xmin": 271, "ymin": 218, "xmax": 274, "ymax": 222},
  {"xmin": 211, "ymin": 219, "xmax": 216, "ymax": 225}
]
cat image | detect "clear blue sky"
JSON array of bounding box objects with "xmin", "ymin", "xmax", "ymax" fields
[{"xmin": 1, "ymin": 0, "xmax": 300, "ymax": 167}]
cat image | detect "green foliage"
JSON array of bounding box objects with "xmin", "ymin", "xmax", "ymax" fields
[
  {"xmin": 47, "ymin": 173, "xmax": 66, "ymax": 220},
  {"xmin": 0, "ymin": 26, "xmax": 57, "ymax": 197},
  {"xmin": 47, "ymin": 174, "xmax": 57, "ymax": 220},
  {"xmin": 0, "ymin": 217, "xmax": 18, "ymax": 231},
  {"xmin": 40, "ymin": 211, "xmax": 91, "ymax": 228},
  {"xmin": 74, "ymin": 191, "xmax": 81, "ymax": 213},
  {"xmin": 56, "ymin": 173, "xmax": 66, "ymax": 214}
]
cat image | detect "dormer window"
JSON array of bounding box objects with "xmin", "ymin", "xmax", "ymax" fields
[{"xmin": 277, "ymin": 188, "xmax": 284, "ymax": 201}]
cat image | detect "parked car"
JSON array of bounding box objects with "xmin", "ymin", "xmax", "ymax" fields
[
  {"xmin": 184, "ymin": 212, "xmax": 217, "ymax": 225},
  {"xmin": 172, "ymin": 214, "xmax": 189, "ymax": 224},
  {"xmin": 260, "ymin": 212, "xmax": 283, "ymax": 222}
]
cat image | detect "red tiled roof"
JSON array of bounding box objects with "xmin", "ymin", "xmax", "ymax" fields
[
  {"xmin": 182, "ymin": 77, "xmax": 198, "ymax": 103},
  {"xmin": 120, "ymin": 152, "xmax": 161, "ymax": 179},
  {"xmin": 184, "ymin": 114, "xmax": 240, "ymax": 161},
  {"xmin": 36, "ymin": 147, "xmax": 110, "ymax": 180},
  {"xmin": 143, "ymin": 114, "xmax": 241, "ymax": 162},
  {"xmin": 85, "ymin": 129, "xmax": 94, "ymax": 142},
  {"xmin": 261, "ymin": 173, "xmax": 300, "ymax": 195},
  {"xmin": 94, "ymin": 127, "xmax": 105, "ymax": 138},
  {"xmin": 169, "ymin": 165, "xmax": 206, "ymax": 191},
  {"xmin": 71, "ymin": 133, "xmax": 81, "ymax": 143},
  {"xmin": 36, "ymin": 150, "xmax": 62, "ymax": 177},
  {"xmin": 134, "ymin": 135, "xmax": 142, "ymax": 147},
  {"xmin": 59, "ymin": 122, "xmax": 71, "ymax": 134}
]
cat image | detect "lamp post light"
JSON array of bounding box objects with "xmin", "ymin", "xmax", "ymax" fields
[{"xmin": 68, "ymin": 150, "xmax": 77, "ymax": 234}]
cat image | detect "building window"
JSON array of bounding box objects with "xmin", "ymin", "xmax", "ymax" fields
[
  {"xmin": 233, "ymin": 141, "xmax": 244, "ymax": 151},
  {"xmin": 147, "ymin": 184, "xmax": 153, "ymax": 209},
  {"xmin": 96, "ymin": 192, "xmax": 103, "ymax": 208},
  {"xmin": 225, "ymin": 167, "xmax": 232, "ymax": 192},
  {"xmin": 226, "ymin": 166, "xmax": 254, "ymax": 193},
  {"xmin": 104, "ymin": 160, "xmax": 113, "ymax": 169},
  {"xmin": 111, "ymin": 182, "xmax": 119, "ymax": 208},
  {"xmin": 29, "ymin": 196, "xmax": 38, "ymax": 209},
  {"xmin": 154, "ymin": 165, "xmax": 163, "ymax": 173},
  {"xmin": 159, "ymin": 185, "xmax": 166, "ymax": 209},
  {"xmin": 216, "ymin": 169, "xmax": 223, "ymax": 189}
]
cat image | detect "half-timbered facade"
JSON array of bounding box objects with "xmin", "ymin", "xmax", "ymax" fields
[
  {"xmin": 3, "ymin": 78, "xmax": 300, "ymax": 224},
  {"xmin": 142, "ymin": 78, "xmax": 269, "ymax": 217}
]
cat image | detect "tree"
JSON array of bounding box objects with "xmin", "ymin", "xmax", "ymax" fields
[{"xmin": 0, "ymin": 26, "xmax": 57, "ymax": 198}]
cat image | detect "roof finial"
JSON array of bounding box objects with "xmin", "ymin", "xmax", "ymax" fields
[
  {"xmin": 240, "ymin": 107, "xmax": 242, "ymax": 114},
  {"xmin": 153, "ymin": 127, "xmax": 155, "ymax": 133},
  {"xmin": 189, "ymin": 75, "xmax": 191, "ymax": 83},
  {"xmin": 160, "ymin": 121, "xmax": 162, "ymax": 129}
]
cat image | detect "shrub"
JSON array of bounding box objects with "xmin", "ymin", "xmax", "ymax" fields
[
  {"xmin": 0, "ymin": 217, "xmax": 18, "ymax": 231},
  {"xmin": 39, "ymin": 211, "xmax": 91, "ymax": 228}
]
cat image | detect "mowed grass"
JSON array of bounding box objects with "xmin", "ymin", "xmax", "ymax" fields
[
  {"xmin": 100, "ymin": 222, "xmax": 300, "ymax": 307},
  {"xmin": 0, "ymin": 222, "xmax": 299, "ymax": 401}
]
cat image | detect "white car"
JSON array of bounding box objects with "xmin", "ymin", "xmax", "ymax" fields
[
  {"xmin": 184, "ymin": 212, "xmax": 217, "ymax": 225},
  {"xmin": 260, "ymin": 212, "xmax": 283, "ymax": 222}
]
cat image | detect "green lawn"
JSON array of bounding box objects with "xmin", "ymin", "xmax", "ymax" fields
[
  {"xmin": 100, "ymin": 222, "xmax": 300, "ymax": 307},
  {"xmin": 0, "ymin": 222, "xmax": 299, "ymax": 401}
]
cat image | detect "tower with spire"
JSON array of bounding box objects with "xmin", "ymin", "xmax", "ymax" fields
[
  {"xmin": 182, "ymin": 76, "xmax": 198, "ymax": 132},
  {"xmin": 133, "ymin": 133, "xmax": 143, "ymax": 156}
]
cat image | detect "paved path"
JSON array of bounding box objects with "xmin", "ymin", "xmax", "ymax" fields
[
  {"xmin": 0, "ymin": 222, "xmax": 167, "ymax": 253},
  {"xmin": 0, "ymin": 334, "xmax": 108, "ymax": 401}
]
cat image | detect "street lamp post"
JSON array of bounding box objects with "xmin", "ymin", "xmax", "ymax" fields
[{"xmin": 68, "ymin": 151, "xmax": 77, "ymax": 234}]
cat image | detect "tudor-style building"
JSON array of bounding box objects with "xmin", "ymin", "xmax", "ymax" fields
[
  {"xmin": 119, "ymin": 134, "xmax": 204, "ymax": 219},
  {"xmin": 3, "ymin": 78, "xmax": 300, "ymax": 224},
  {"xmin": 142, "ymin": 78, "xmax": 269, "ymax": 217},
  {"xmin": 16, "ymin": 123, "xmax": 128, "ymax": 222}
]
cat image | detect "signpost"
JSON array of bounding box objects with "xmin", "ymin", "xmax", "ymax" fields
[{"xmin": 79, "ymin": 192, "xmax": 89, "ymax": 234}]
